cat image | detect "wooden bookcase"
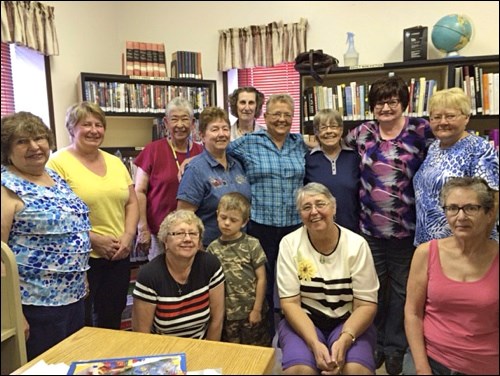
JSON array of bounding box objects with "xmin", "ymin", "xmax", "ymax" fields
[
  {"xmin": 78, "ymin": 72, "xmax": 217, "ymax": 150},
  {"xmin": 299, "ymin": 55, "xmax": 499, "ymax": 136}
]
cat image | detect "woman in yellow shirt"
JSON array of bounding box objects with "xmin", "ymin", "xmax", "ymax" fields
[{"xmin": 47, "ymin": 101, "xmax": 139, "ymax": 329}]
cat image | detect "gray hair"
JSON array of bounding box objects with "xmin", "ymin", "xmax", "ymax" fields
[
  {"xmin": 295, "ymin": 182, "xmax": 336, "ymax": 211},
  {"xmin": 440, "ymin": 176, "xmax": 495, "ymax": 213},
  {"xmin": 165, "ymin": 97, "xmax": 194, "ymax": 119},
  {"xmin": 157, "ymin": 209, "xmax": 205, "ymax": 243},
  {"xmin": 266, "ymin": 94, "xmax": 294, "ymax": 113},
  {"xmin": 312, "ymin": 109, "xmax": 343, "ymax": 136}
]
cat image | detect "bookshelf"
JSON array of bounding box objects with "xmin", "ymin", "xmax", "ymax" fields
[
  {"xmin": 299, "ymin": 55, "xmax": 499, "ymax": 137},
  {"xmin": 78, "ymin": 72, "xmax": 217, "ymax": 151},
  {"xmin": 78, "ymin": 72, "xmax": 217, "ymax": 278}
]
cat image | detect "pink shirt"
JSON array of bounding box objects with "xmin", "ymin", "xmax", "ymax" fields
[
  {"xmin": 424, "ymin": 239, "xmax": 499, "ymax": 375},
  {"xmin": 134, "ymin": 138, "xmax": 203, "ymax": 234}
]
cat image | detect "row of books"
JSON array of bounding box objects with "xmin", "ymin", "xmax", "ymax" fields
[
  {"xmin": 454, "ymin": 65, "xmax": 499, "ymax": 116},
  {"xmin": 83, "ymin": 81, "xmax": 212, "ymax": 114},
  {"xmin": 303, "ymin": 77, "xmax": 438, "ymax": 124},
  {"xmin": 171, "ymin": 51, "xmax": 203, "ymax": 79},
  {"xmin": 125, "ymin": 41, "xmax": 167, "ymax": 78}
]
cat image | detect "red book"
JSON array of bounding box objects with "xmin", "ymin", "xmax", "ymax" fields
[
  {"xmin": 125, "ymin": 41, "xmax": 134, "ymax": 75},
  {"xmin": 158, "ymin": 44, "xmax": 167, "ymax": 77},
  {"xmin": 139, "ymin": 42, "xmax": 148, "ymax": 76}
]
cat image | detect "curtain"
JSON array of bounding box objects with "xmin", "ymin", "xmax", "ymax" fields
[
  {"xmin": 1, "ymin": 1, "xmax": 59, "ymax": 56},
  {"xmin": 218, "ymin": 18, "xmax": 307, "ymax": 71}
]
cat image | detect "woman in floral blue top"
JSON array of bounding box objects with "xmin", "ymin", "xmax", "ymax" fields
[{"xmin": 1, "ymin": 112, "xmax": 91, "ymax": 360}]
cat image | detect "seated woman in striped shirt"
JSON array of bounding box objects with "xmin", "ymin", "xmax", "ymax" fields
[{"xmin": 132, "ymin": 210, "xmax": 225, "ymax": 340}]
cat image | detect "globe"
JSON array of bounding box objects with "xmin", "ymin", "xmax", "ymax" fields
[{"xmin": 431, "ymin": 14, "xmax": 472, "ymax": 57}]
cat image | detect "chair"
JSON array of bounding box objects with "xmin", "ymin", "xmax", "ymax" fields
[{"xmin": 1, "ymin": 241, "xmax": 27, "ymax": 374}]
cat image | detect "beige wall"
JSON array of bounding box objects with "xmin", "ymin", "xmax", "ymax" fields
[{"xmin": 46, "ymin": 1, "xmax": 499, "ymax": 148}]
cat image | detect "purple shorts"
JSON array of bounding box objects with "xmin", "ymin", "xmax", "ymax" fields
[{"xmin": 278, "ymin": 318, "xmax": 376, "ymax": 372}]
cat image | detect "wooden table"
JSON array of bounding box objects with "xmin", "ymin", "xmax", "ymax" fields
[{"xmin": 13, "ymin": 326, "xmax": 276, "ymax": 375}]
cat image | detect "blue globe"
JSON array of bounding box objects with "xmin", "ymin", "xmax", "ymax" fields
[{"xmin": 431, "ymin": 14, "xmax": 472, "ymax": 56}]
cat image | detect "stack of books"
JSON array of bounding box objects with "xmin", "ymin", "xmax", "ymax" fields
[
  {"xmin": 125, "ymin": 41, "xmax": 167, "ymax": 78},
  {"xmin": 170, "ymin": 51, "xmax": 203, "ymax": 79}
]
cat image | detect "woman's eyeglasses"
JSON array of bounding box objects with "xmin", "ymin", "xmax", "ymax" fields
[
  {"xmin": 429, "ymin": 114, "xmax": 463, "ymax": 123},
  {"xmin": 374, "ymin": 99, "xmax": 400, "ymax": 109},
  {"xmin": 267, "ymin": 112, "xmax": 292, "ymax": 120},
  {"xmin": 318, "ymin": 124, "xmax": 341, "ymax": 132},
  {"xmin": 167, "ymin": 231, "xmax": 200, "ymax": 238},
  {"xmin": 442, "ymin": 204, "xmax": 482, "ymax": 216},
  {"xmin": 300, "ymin": 201, "xmax": 330, "ymax": 212}
]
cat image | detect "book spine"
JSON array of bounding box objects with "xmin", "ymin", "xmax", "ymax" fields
[
  {"xmin": 152, "ymin": 43, "xmax": 160, "ymax": 77},
  {"xmin": 493, "ymin": 73, "xmax": 499, "ymax": 115},
  {"xmin": 417, "ymin": 76, "xmax": 426, "ymax": 116},
  {"xmin": 133, "ymin": 42, "xmax": 141, "ymax": 76},
  {"xmin": 196, "ymin": 52, "xmax": 202, "ymax": 79},
  {"xmin": 474, "ymin": 65, "xmax": 483, "ymax": 114},
  {"xmin": 482, "ymin": 72, "xmax": 490, "ymax": 115},
  {"xmin": 468, "ymin": 66, "xmax": 477, "ymax": 116},
  {"xmin": 344, "ymin": 85, "xmax": 353, "ymax": 120},
  {"xmin": 139, "ymin": 42, "xmax": 148, "ymax": 76},
  {"xmin": 170, "ymin": 51, "xmax": 178, "ymax": 78},
  {"xmin": 158, "ymin": 43, "xmax": 167, "ymax": 77},
  {"xmin": 146, "ymin": 43, "xmax": 154, "ymax": 77},
  {"xmin": 126, "ymin": 41, "xmax": 134, "ymax": 76}
]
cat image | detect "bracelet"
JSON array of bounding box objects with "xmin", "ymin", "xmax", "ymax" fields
[{"xmin": 340, "ymin": 330, "xmax": 356, "ymax": 344}]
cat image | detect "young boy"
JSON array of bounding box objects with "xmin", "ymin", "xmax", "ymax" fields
[{"xmin": 206, "ymin": 192, "xmax": 271, "ymax": 346}]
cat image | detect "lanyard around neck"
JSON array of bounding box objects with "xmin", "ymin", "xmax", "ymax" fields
[{"xmin": 168, "ymin": 139, "xmax": 190, "ymax": 170}]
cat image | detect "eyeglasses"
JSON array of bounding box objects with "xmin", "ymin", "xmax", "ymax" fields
[
  {"xmin": 167, "ymin": 231, "xmax": 200, "ymax": 238},
  {"xmin": 318, "ymin": 124, "xmax": 342, "ymax": 132},
  {"xmin": 442, "ymin": 204, "xmax": 483, "ymax": 216},
  {"xmin": 429, "ymin": 114, "xmax": 463, "ymax": 123},
  {"xmin": 300, "ymin": 201, "xmax": 330, "ymax": 212},
  {"xmin": 374, "ymin": 99, "xmax": 400, "ymax": 109},
  {"xmin": 267, "ymin": 112, "xmax": 292, "ymax": 120}
]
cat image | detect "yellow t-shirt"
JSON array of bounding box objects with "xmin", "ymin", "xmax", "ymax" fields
[{"xmin": 47, "ymin": 149, "xmax": 132, "ymax": 258}]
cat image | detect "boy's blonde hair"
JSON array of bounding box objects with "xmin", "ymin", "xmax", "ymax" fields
[{"xmin": 217, "ymin": 192, "xmax": 251, "ymax": 222}]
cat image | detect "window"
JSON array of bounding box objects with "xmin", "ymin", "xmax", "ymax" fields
[
  {"xmin": 1, "ymin": 42, "xmax": 15, "ymax": 116},
  {"xmin": 231, "ymin": 62, "xmax": 301, "ymax": 133},
  {"xmin": 1, "ymin": 42, "xmax": 54, "ymax": 143}
]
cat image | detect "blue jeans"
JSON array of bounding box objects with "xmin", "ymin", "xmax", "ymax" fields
[
  {"xmin": 364, "ymin": 235, "xmax": 414, "ymax": 356},
  {"xmin": 403, "ymin": 349, "xmax": 465, "ymax": 375}
]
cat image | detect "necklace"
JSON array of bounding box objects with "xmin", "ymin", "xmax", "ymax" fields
[
  {"xmin": 168, "ymin": 138, "xmax": 190, "ymax": 170},
  {"xmin": 174, "ymin": 280, "xmax": 185, "ymax": 296}
]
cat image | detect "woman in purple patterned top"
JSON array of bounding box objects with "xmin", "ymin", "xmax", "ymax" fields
[{"xmin": 343, "ymin": 75, "xmax": 433, "ymax": 374}]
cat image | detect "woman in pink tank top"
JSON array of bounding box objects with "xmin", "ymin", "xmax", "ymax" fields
[{"xmin": 404, "ymin": 176, "xmax": 498, "ymax": 375}]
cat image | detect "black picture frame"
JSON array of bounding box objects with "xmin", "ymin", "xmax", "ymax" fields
[{"xmin": 403, "ymin": 26, "xmax": 428, "ymax": 61}]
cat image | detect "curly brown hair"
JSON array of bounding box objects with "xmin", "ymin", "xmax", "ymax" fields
[{"xmin": 228, "ymin": 87, "xmax": 265, "ymax": 118}]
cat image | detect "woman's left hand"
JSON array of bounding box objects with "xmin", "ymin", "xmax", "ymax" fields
[
  {"xmin": 322, "ymin": 336, "xmax": 351, "ymax": 375},
  {"xmin": 111, "ymin": 233, "xmax": 134, "ymax": 260}
]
